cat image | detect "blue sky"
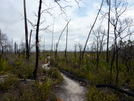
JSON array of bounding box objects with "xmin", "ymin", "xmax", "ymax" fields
[{"xmin": 0, "ymin": 0, "xmax": 134, "ymax": 51}]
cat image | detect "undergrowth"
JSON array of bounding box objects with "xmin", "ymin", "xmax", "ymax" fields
[
  {"xmin": 54, "ymin": 53, "xmax": 134, "ymax": 100},
  {"xmin": 86, "ymin": 86, "xmax": 120, "ymax": 101},
  {"xmin": 0, "ymin": 54, "xmax": 63, "ymax": 101}
]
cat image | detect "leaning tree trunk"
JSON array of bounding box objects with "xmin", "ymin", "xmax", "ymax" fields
[
  {"xmin": 81, "ymin": 0, "xmax": 104, "ymax": 62},
  {"xmin": 33, "ymin": 0, "xmax": 42, "ymax": 80},
  {"xmin": 55, "ymin": 20, "xmax": 71, "ymax": 59},
  {"xmin": 65, "ymin": 20, "xmax": 69, "ymax": 62}
]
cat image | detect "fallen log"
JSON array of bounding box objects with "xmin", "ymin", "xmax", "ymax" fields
[
  {"xmin": 60, "ymin": 70, "xmax": 89, "ymax": 85},
  {"xmin": 96, "ymin": 84, "xmax": 134, "ymax": 97}
]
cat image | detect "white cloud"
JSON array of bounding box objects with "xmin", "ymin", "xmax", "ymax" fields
[{"xmin": 0, "ymin": 0, "xmax": 134, "ymax": 51}]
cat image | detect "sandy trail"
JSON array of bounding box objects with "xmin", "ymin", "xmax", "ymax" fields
[{"xmin": 54, "ymin": 73, "xmax": 86, "ymax": 101}]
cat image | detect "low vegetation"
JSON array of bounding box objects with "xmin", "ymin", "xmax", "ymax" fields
[
  {"xmin": 53, "ymin": 51, "xmax": 134, "ymax": 100},
  {"xmin": 0, "ymin": 53, "xmax": 63, "ymax": 101},
  {"xmin": 1, "ymin": 48, "xmax": 134, "ymax": 100},
  {"xmin": 86, "ymin": 86, "xmax": 120, "ymax": 101}
]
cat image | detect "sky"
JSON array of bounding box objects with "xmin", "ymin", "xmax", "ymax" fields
[{"xmin": 0, "ymin": 0, "xmax": 134, "ymax": 51}]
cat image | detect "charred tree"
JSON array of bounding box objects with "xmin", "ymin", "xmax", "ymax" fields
[
  {"xmin": 33, "ymin": 0, "xmax": 42, "ymax": 80},
  {"xmin": 23, "ymin": 0, "xmax": 29, "ymax": 60}
]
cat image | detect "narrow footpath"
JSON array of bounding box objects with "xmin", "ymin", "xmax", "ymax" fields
[{"xmin": 53, "ymin": 73, "xmax": 87, "ymax": 101}]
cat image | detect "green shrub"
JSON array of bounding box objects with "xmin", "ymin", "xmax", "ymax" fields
[
  {"xmin": 0, "ymin": 58, "xmax": 9, "ymax": 74},
  {"xmin": 85, "ymin": 69, "xmax": 113, "ymax": 85},
  {"xmin": 12, "ymin": 61, "xmax": 34, "ymax": 80},
  {"xmin": 43, "ymin": 67, "xmax": 63, "ymax": 84},
  {"xmin": 20, "ymin": 78, "xmax": 56, "ymax": 101},
  {"xmin": 2, "ymin": 90, "xmax": 20, "ymax": 101},
  {"xmin": 0, "ymin": 75, "xmax": 19, "ymax": 91},
  {"xmin": 86, "ymin": 86, "xmax": 120, "ymax": 101},
  {"xmin": 1, "ymin": 77, "xmax": 57, "ymax": 101}
]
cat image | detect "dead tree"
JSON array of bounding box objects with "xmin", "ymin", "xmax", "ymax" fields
[
  {"xmin": 14, "ymin": 42, "xmax": 17, "ymax": 54},
  {"xmin": 65, "ymin": 20, "xmax": 69, "ymax": 62},
  {"xmin": 74, "ymin": 43, "xmax": 77, "ymax": 59},
  {"xmin": 0, "ymin": 32, "xmax": 9, "ymax": 58},
  {"xmin": 33, "ymin": 0, "xmax": 42, "ymax": 80},
  {"xmin": 28, "ymin": 29, "xmax": 32, "ymax": 54},
  {"xmin": 106, "ymin": 0, "xmax": 111, "ymax": 62},
  {"xmin": 93, "ymin": 27, "xmax": 105, "ymax": 71},
  {"xmin": 78, "ymin": 42, "xmax": 83, "ymax": 68},
  {"xmin": 109, "ymin": 0, "xmax": 131, "ymax": 86},
  {"xmin": 23, "ymin": 0, "xmax": 29, "ymax": 60},
  {"xmin": 55, "ymin": 19, "xmax": 71, "ymax": 58},
  {"xmin": 81, "ymin": 0, "xmax": 104, "ymax": 61}
]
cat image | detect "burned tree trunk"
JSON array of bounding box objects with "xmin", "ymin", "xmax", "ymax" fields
[
  {"xmin": 33, "ymin": 0, "xmax": 42, "ymax": 80},
  {"xmin": 23, "ymin": 0, "xmax": 29, "ymax": 60}
]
